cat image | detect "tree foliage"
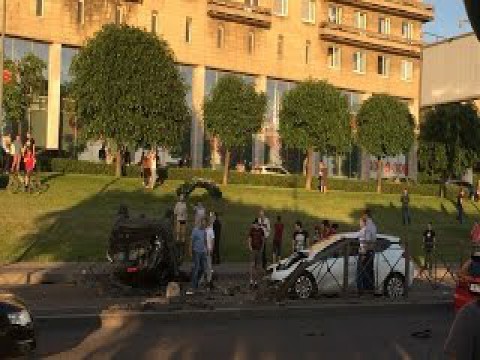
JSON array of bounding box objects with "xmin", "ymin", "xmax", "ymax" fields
[
  {"xmin": 356, "ymin": 94, "xmax": 414, "ymax": 192},
  {"xmin": 279, "ymin": 79, "xmax": 351, "ymax": 189},
  {"xmin": 203, "ymin": 74, "xmax": 267, "ymax": 184},
  {"xmin": 419, "ymin": 102, "xmax": 480, "ymax": 180},
  {"xmin": 70, "ymin": 24, "xmax": 190, "ymax": 159},
  {"xmin": 3, "ymin": 53, "xmax": 46, "ymax": 134}
]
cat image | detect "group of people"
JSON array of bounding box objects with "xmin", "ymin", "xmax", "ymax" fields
[
  {"xmin": 173, "ymin": 196, "xmax": 222, "ymax": 294},
  {"xmin": 1, "ymin": 132, "xmax": 36, "ymax": 188}
]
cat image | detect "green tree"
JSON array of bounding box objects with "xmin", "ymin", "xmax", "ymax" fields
[
  {"xmin": 419, "ymin": 102, "xmax": 480, "ymax": 183},
  {"xmin": 70, "ymin": 24, "xmax": 190, "ymax": 176},
  {"xmin": 3, "ymin": 53, "xmax": 47, "ymax": 135},
  {"xmin": 203, "ymin": 74, "xmax": 267, "ymax": 185},
  {"xmin": 279, "ymin": 80, "xmax": 351, "ymax": 190},
  {"xmin": 356, "ymin": 94, "xmax": 414, "ymax": 193}
]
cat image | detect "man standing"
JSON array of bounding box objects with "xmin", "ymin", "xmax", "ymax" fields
[
  {"xmin": 173, "ymin": 195, "xmax": 188, "ymax": 256},
  {"xmin": 272, "ymin": 215, "xmax": 284, "ymax": 263},
  {"xmin": 400, "ymin": 188, "xmax": 411, "ymax": 225},
  {"xmin": 205, "ymin": 217, "xmax": 215, "ymax": 289},
  {"xmin": 444, "ymin": 252, "xmax": 480, "ymax": 359},
  {"xmin": 457, "ymin": 189, "xmax": 465, "ymax": 224},
  {"xmin": 187, "ymin": 218, "xmax": 207, "ymax": 295},
  {"xmin": 212, "ymin": 212, "xmax": 222, "ymax": 265},
  {"xmin": 292, "ymin": 221, "xmax": 309, "ymax": 253},
  {"xmin": 363, "ymin": 210, "xmax": 377, "ymax": 292},
  {"xmin": 248, "ymin": 219, "xmax": 265, "ymax": 289},
  {"xmin": 11, "ymin": 135, "xmax": 22, "ymax": 173},
  {"xmin": 257, "ymin": 209, "xmax": 271, "ymax": 270},
  {"xmin": 422, "ymin": 222, "xmax": 436, "ymax": 274},
  {"xmin": 2, "ymin": 135, "xmax": 11, "ymax": 173}
]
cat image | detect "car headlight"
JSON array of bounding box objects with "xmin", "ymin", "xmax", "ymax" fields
[{"xmin": 8, "ymin": 310, "xmax": 32, "ymax": 326}]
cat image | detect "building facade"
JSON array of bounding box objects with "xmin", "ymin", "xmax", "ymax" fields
[{"xmin": 1, "ymin": 0, "xmax": 433, "ymax": 177}]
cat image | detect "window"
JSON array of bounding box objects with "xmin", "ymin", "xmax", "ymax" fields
[
  {"xmin": 244, "ymin": 0, "xmax": 259, "ymax": 7},
  {"xmin": 327, "ymin": 46, "xmax": 341, "ymax": 69},
  {"xmin": 353, "ymin": 51, "xmax": 366, "ymax": 74},
  {"xmin": 185, "ymin": 17, "xmax": 192, "ymax": 43},
  {"xmin": 301, "ymin": 0, "xmax": 316, "ymax": 24},
  {"xmin": 217, "ymin": 25, "xmax": 225, "ymax": 49},
  {"xmin": 377, "ymin": 55, "xmax": 390, "ymax": 77},
  {"xmin": 378, "ymin": 17, "xmax": 390, "ymax": 35},
  {"xmin": 305, "ymin": 40, "xmax": 311, "ymax": 64},
  {"xmin": 354, "ymin": 12, "xmax": 367, "ymax": 30},
  {"xmin": 115, "ymin": 6, "xmax": 123, "ymax": 24},
  {"xmin": 328, "ymin": 5, "xmax": 342, "ymax": 24},
  {"xmin": 247, "ymin": 31, "xmax": 255, "ymax": 54},
  {"xmin": 273, "ymin": 0, "xmax": 288, "ymax": 16},
  {"xmin": 402, "ymin": 21, "xmax": 414, "ymax": 40},
  {"xmin": 277, "ymin": 35, "xmax": 284, "ymax": 59},
  {"xmin": 77, "ymin": 0, "xmax": 84, "ymax": 25},
  {"xmin": 401, "ymin": 60, "xmax": 413, "ymax": 81},
  {"xmin": 151, "ymin": 11, "xmax": 158, "ymax": 34},
  {"xmin": 36, "ymin": 0, "xmax": 44, "ymax": 17}
]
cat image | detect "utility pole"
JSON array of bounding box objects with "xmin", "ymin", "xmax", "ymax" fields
[{"xmin": 0, "ymin": 0, "xmax": 6, "ymax": 136}]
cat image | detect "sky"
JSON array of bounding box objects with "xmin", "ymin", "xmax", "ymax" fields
[{"xmin": 423, "ymin": 0, "xmax": 472, "ymax": 42}]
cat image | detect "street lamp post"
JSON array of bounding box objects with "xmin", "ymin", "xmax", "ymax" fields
[{"xmin": 0, "ymin": 0, "xmax": 6, "ymax": 136}]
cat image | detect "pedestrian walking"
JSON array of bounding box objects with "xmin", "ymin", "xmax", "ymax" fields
[
  {"xmin": 257, "ymin": 209, "xmax": 271, "ymax": 269},
  {"xmin": 2, "ymin": 135, "xmax": 12, "ymax": 174},
  {"xmin": 194, "ymin": 202, "xmax": 206, "ymax": 226},
  {"xmin": 212, "ymin": 212, "xmax": 222, "ymax": 265},
  {"xmin": 141, "ymin": 151, "xmax": 151, "ymax": 188},
  {"xmin": 422, "ymin": 222, "xmax": 435, "ymax": 274},
  {"xmin": 292, "ymin": 221, "xmax": 309, "ymax": 253},
  {"xmin": 357, "ymin": 210, "xmax": 377, "ymax": 294},
  {"xmin": 187, "ymin": 218, "xmax": 207, "ymax": 295},
  {"xmin": 248, "ymin": 219, "xmax": 265, "ymax": 289},
  {"xmin": 400, "ymin": 188, "xmax": 411, "ymax": 225},
  {"xmin": 272, "ymin": 215, "xmax": 284, "ymax": 263},
  {"xmin": 205, "ymin": 217, "xmax": 215, "ymax": 289},
  {"xmin": 11, "ymin": 135, "xmax": 22, "ymax": 173},
  {"xmin": 23, "ymin": 148, "xmax": 35, "ymax": 190},
  {"xmin": 149, "ymin": 150, "xmax": 157, "ymax": 189},
  {"xmin": 174, "ymin": 195, "xmax": 188, "ymax": 256},
  {"xmin": 319, "ymin": 161, "xmax": 328, "ymax": 193},
  {"xmin": 457, "ymin": 189, "xmax": 465, "ymax": 224},
  {"xmin": 356, "ymin": 216, "xmax": 368, "ymax": 294}
]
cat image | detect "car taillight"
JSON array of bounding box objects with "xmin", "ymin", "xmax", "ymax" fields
[{"xmin": 457, "ymin": 276, "xmax": 470, "ymax": 291}]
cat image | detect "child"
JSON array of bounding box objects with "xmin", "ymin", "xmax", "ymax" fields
[
  {"xmin": 23, "ymin": 148, "xmax": 35, "ymax": 190},
  {"xmin": 272, "ymin": 215, "xmax": 284, "ymax": 263}
]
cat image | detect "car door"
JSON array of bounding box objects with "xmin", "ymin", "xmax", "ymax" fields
[{"xmin": 310, "ymin": 240, "xmax": 347, "ymax": 294}]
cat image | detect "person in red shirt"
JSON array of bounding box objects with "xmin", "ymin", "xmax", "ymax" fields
[
  {"xmin": 248, "ymin": 219, "xmax": 265, "ymax": 289},
  {"xmin": 272, "ymin": 215, "xmax": 284, "ymax": 263},
  {"xmin": 23, "ymin": 148, "xmax": 35, "ymax": 190}
]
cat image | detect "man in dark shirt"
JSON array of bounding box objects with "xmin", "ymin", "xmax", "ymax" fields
[
  {"xmin": 272, "ymin": 215, "xmax": 284, "ymax": 263},
  {"xmin": 248, "ymin": 220, "xmax": 265, "ymax": 289},
  {"xmin": 292, "ymin": 221, "xmax": 309, "ymax": 253},
  {"xmin": 400, "ymin": 188, "xmax": 411, "ymax": 225},
  {"xmin": 423, "ymin": 222, "xmax": 435, "ymax": 274}
]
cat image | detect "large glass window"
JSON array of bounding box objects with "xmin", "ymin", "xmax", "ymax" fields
[
  {"xmin": 266, "ymin": 78, "xmax": 295, "ymax": 131},
  {"xmin": 353, "ymin": 51, "xmax": 366, "ymax": 74},
  {"xmin": 328, "ymin": 5, "xmax": 342, "ymax": 24},
  {"xmin": 377, "ymin": 55, "xmax": 390, "ymax": 77},
  {"xmin": 301, "ymin": 0, "xmax": 316, "ymax": 24},
  {"xmin": 401, "ymin": 60, "xmax": 413, "ymax": 81},
  {"xmin": 354, "ymin": 11, "xmax": 367, "ymax": 30},
  {"xmin": 328, "ymin": 46, "xmax": 341, "ymax": 69},
  {"xmin": 402, "ymin": 21, "xmax": 414, "ymax": 40},
  {"xmin": 378, "ymin": 17, "xmax": 390, "ymax": 35},
  {"xmin": 273, "ymin": 0, "xmax": 288, "ymax": 16}
]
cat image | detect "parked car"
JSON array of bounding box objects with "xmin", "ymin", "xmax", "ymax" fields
[
  {"xmin": 268, "ymin": 233, "xmax": 415, "ymax": 299},
  {"xmin": 0, "ymin": 292, "xmax": 36, "ymax": 357},
  {"xmin": 454, "ymin": 252, "xmax": 480, "ymax": 311},
  {"xmin": 107, "ymin": 207, "xmax": 181, "ymax": 285},
  {"xmin": 251, "ymin": 165, "xmax": 290, "ymax": 176}
]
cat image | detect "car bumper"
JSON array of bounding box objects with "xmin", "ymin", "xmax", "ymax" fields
[
  {"xmin": 2, "ymin": 325, "xmax": 36, "ymax": 356},
  {"xmin": 454, "ymin": 288, "xmax": 476, "ymax": 312}
]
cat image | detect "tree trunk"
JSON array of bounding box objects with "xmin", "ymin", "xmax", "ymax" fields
[
  {"xmin": 116, "ymin": 149, "xmax": 122, "ymax": 178},
  {"xmin": 223, "ymin": 149, "xmax": 230, "ymax": 186},
  {"xmin": 377, "ymin": 158, "xmax": 383, "ymax": 194},
  {"xmin": 305, "ymin": 147, "xmax": 314, "ymax": 190}
]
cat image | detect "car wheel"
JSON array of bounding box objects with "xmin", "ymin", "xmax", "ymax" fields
[
  {"xmin": 384, "ymin": 273, "xmax": 405, "ymax": 299},
  {"xmin": 294, "ymin": 272, "xmax": 317, "ymax": 299}
]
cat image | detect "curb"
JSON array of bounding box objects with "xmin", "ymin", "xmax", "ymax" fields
[{"xmin": 34, "ymin": 300, "xmax": 453, "ymax": 327}]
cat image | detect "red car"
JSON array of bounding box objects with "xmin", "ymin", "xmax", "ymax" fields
[{"xmin": 454, "ymin": 252, "xmax": 480, "ymax": 311}]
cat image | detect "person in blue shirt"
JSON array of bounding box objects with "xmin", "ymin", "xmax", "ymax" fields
[{"xmin": 187, "ymin": 219, "xmax": 207, "ymax": 294}]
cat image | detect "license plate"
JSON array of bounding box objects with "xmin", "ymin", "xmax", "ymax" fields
[{"xmin": 470, "ymin": 283, "xmax": 480, "ymax": 294}]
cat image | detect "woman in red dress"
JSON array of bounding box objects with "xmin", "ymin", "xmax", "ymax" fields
[{"xmin": 23, "ymin": 148, "xmax": 35, "ymax": 189}]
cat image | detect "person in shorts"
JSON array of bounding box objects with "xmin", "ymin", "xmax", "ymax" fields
[
  {"xmin": 23, "ymin": 148, "xmax": 35, "ymax": 189},
  {"xmin": 272, "ymin": 215, "xmax": 284, "ymax": 263},
  {"xmin": 248, "ymin": 219, "xmax": 265, "ymax": 289},
  {"xmin": 174, "ymin": 195, "xmax": 188, "ymax": 255}
]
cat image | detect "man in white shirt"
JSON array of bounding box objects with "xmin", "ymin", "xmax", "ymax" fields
[
  {"xmin": 174, "ymin": 195, "xmax": 188, "ymax": 250},
  {"xmin": 205, "ymin": 218, "xmax": 215, "ymax": 289},
  {"xmin": 257, "ymin": 209, "xmax": 271, "ymax": 270},
  {"xmin": 363, "ymin": 210, "xmax": 377, "ymax": 292}
]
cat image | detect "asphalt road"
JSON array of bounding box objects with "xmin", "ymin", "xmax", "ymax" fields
[{"xmin": 34, "ymin": 304, "xmax": 454, "ymax": 360}]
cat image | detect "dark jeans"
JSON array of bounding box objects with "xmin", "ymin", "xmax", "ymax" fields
[
  {"xmin": 424, "ymin": 249, "xmax": 433, "ymax": 271},
  {"xmin": 457, "ymin": 206, "xmax": 464, "ymax": 224},
  {"xmin": 2, "ymin": 154, "xmax": 11, "ymax": 173},
  {"xmin": 213, "ymin": 237, "xmax": 221, "ymax": 265},
  {"xmin": 191, "ymin": 251, "xmax": 207, "ymax": 289},
  {"xmin": 402, "ymin": 207, "xmax": 411, "ymax": 225},
  {"xmin": 262, "ymin": 241, "xmax": 267, "ymax": 270},
  {"xmin": 357, "ymin": 251, "xmax": 375, "ymax": 292}
]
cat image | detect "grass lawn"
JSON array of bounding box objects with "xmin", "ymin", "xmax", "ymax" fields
[{"xmin": 0, "ymin": 173, "xmax": 477, "ymax": 265}]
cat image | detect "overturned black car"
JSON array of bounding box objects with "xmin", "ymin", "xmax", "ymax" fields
[{"xmin": 107, "ymin": 206, "xmax": 181, "ymax": 285}]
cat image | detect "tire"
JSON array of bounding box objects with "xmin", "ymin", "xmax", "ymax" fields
[
  {"xmin": 293, "ymin": 272, "xmax": 317, "ymax": 299},
  {"xmin": 383, "ymin": 273, "xmax": 406, "ymax": 299}
]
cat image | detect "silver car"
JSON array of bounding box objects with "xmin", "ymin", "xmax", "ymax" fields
[
  {"xmin": 251, "ymin": 165, "xmax": 290, "ymax": 176},
  {"xmin": 268, "ymin": 233, "xmax": 415, "ymax": 299}
]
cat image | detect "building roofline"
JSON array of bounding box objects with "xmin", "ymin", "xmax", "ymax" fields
[{"xmin": 424, "ymin": 31, "xmax": 476, "ymax": 48}]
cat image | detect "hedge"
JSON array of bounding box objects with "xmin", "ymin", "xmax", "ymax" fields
[{"xmin": 37, "ymin": 158, "xmax": 456, "ymax": 198}]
